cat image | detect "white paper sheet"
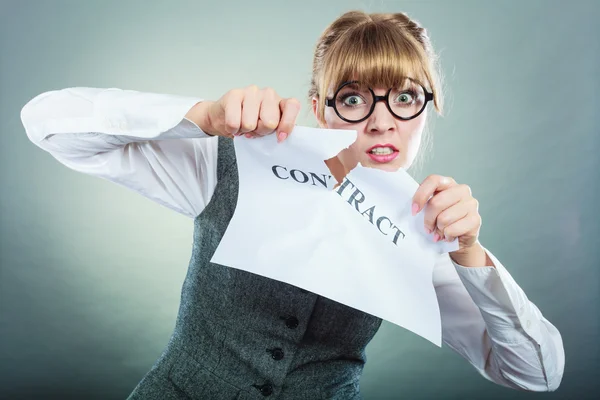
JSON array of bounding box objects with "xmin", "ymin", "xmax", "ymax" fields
[{"xmin": 211, "ymin": 126, "xmax": 459, "ymax": 347}]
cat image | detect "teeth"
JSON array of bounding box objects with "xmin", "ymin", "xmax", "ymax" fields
[{"xmin": 370, "ymin": 147, "xmax": 395, "ymax": 155}]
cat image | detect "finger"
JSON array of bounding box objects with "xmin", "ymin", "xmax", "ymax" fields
[
  {"xmin": 433, "ymin": 198, "xmax": 471, "ymax": 234},
  {"xmin": 442, "ymin": 212, "xmax": 481, "ymax": 242},
  {"xmin": 254, "ymin": 88, "xmax": 281, "ymax": 136},
  {"xmin": 432, "ymin": 230, "xmax": 444, "ymax": 243},
  {"xmin": 412, "ymin": 175, "xmax": 456, "ymax": 215},
  {"xmin": 239, "ymin": 85, "xmax": 261, "ymax": 134},
  {"xmin": 277, "ymin": 98, "xmax": 301, "ymax": 142},
  {"xmin": 422, "ymin": 185, "xmax": 466, "ymax": 233},
  {"xmin": 223, "ymin": 89, "xmax": 243, "ymax": 136}
]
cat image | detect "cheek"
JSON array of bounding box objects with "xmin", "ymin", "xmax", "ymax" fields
[
  {"xmin": 403, "ymin": 118, "xmax": 426, "ymax": 162},
  {"xmin": 323, "ymin": 108, "xmax": 349, "ymax": 129}
]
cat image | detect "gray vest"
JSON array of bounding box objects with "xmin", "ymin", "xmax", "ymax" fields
[{"xmin": 126, "ymin": 137, "xmax": 383, "ymax": 400}]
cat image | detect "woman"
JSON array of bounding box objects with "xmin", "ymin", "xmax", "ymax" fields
[{"xmin": 21, "ymin": 10, "xmax": 564, "ymax": 400}]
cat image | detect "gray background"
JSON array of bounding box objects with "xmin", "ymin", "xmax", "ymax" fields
[{"xmin": 1, "ymin": 0, "xmax": 598, "ymax": 399}]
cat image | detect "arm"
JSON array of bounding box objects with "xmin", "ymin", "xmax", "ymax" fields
[
  {"xmin": 434, "ymin": 246, "xmax": 565, "ymax": 391},
  {"xmin": 21, "ymin": 87, "xmax": 218, "ymax": 218}
]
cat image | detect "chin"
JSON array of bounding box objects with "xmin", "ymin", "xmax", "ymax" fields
[
  {"xmin": 378, "ymin": 163, "xmax": 402, "ymax": 172},
  {"xmin": 361, "ymin": 158, "xmax": 403, "ymax": 172}
]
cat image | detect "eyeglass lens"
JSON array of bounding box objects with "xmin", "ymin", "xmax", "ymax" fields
[{"xmin": 334, "ymin": 80, "xmax": 427, "ymax": 121}]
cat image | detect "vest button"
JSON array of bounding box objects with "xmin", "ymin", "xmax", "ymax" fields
[
  {"xmin": 285, "ymin": 316, "xmax": 299, "ymax": 329},
  {"xmin": 255, "ymin": 383, "xmax": 273, "ymax": 396},
  {"xmin": 269, "ymin": 348, "xmax": 284, "ymax": 360}
]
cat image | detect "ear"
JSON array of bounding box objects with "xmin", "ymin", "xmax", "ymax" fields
[{"xmin": 312, "ymin": 97, "xmax": 327, "ymax": 128}]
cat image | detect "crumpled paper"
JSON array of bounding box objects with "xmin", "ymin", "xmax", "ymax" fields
[{"xmin": 211, "ymin": 126, "xmax": 459, "ymax": 346}]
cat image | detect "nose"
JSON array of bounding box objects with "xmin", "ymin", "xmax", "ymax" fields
[{"xmin": 366, "ymin": 100, "xmax": 395, "ymax": 134}]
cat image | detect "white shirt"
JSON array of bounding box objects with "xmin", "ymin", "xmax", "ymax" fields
[{"xmin": 20, "ymin": 87, "xmax": 565, "ymax": 392}]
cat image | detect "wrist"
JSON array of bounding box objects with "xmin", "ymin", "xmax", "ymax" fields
[
  {"xmin": 450, "ymin": 242, "xmax": 494, "ymax": 268},
  {"xmin": 185, "ymin": 101, "xmax": 215, "ymax": 136}
]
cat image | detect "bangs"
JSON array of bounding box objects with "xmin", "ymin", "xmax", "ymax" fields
[{"xmin": 320, "ymin": 22, "xmax": 432, "ymax": 97}]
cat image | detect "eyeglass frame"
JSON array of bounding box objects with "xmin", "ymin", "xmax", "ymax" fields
[{"xmin": 324, "ymin": 79, "xmax": 434, "ymax": 123}]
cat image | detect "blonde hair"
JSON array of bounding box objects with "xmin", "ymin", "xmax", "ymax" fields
[
  {"xmin": 309, "ymin": 10, "xmax": 443, "ymax": 121},
  {"xmin": 308, "ymin": 11, "xmax": 445, "ymax": 172}
]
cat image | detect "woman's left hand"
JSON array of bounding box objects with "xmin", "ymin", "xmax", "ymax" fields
[{"xmin": 411, "ymin": 174, "xmax": 481, "ymax": 253}]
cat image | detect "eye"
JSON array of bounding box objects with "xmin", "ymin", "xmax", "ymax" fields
[
  {"xmin": 339, "ymin": 93, "xmax": 366, "ymax": 106},
  {"xmin": 395, "ymin": 91, "xmax": 416, "ymax": 104}
]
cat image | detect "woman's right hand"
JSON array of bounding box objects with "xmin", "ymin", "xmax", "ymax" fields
[{"xmin": 186, "ymin": 85, "xmax": 301, "ymax": 142}]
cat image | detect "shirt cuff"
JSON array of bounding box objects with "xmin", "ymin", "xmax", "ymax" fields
[
  {"xmin": 178, "ymin": 117, "xmax": 213, "ymax": 138},
  {"xmin": 450, "ymin": 246, "xmax": 544, "ymax": 345}
]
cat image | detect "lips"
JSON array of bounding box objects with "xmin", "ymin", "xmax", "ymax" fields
[
  {"xmin": 366, "ymin": 143, "xmax": 399, "ymax": 153},
  {"xmin": 366, "ymin": 143, "xmax": 399, "ymax": 163}
]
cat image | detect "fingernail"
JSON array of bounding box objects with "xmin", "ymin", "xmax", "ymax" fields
[
  {"xmin": 412, "ymin": 203, "xmax": 419, "ymax": 216},
  {"xmin": 280, "ymin": 132, "xmax": 288, "ymax": 141},
  {"xmin": 433, "ymin": 233, "xmax": 440, "ymax": 242},
  {"xmin": 245, "ymin": 133, "xmax": 252, "ymax": 138}
]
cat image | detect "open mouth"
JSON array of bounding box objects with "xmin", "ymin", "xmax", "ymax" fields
[{"xmin": 366, "ymin": 144, "xmax": 400, "ymax": 163}]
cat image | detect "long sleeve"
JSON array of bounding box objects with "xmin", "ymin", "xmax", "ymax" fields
[
  {"xmin": 433, "ymin": 247, "xmax": 565, "ymax": 392},
  {"xmin": 21, "ymin": 87, "xmax": 220, "ymax": 218}
]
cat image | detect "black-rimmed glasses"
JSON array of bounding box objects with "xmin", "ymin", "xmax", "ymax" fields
[{"xmin": 325, "ymin": 79, "xmax": 434, "ymax": 123}]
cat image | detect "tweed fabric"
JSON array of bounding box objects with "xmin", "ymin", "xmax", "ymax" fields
[{"xmin": 126, "ymin": 137, "xmax": 383, "ymax": 399}]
